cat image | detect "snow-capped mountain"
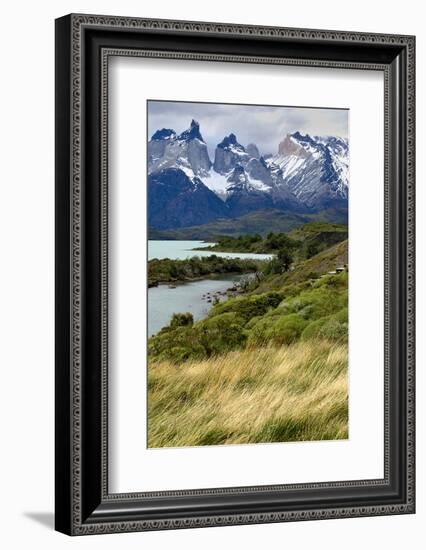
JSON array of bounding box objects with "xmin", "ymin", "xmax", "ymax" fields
[
  {"xmin": 147, "ymin": 121, "xmax": 349, "ymax": 230},
  {"xmin": 270, "ymin": 132, "xmax": 349, "ymax": 209},
  {"xmin": 206, "ymin": 133, "xmax": 278, "ymax": 203}
]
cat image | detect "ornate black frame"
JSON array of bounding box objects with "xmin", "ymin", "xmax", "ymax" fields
[{"xmin": 55, "ymin": 14, "xmax": 415, "ymax": 535}]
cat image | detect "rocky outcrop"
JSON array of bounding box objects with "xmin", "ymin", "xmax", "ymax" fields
[
  {"xmin": 148, "ymin": 128, "xmax": 177, "ymax": 163},
  {"xmin": 278, "ymin": 133, "xmax": 309, "ymax": 158},
  {"xmin": 186, "ymin": 138, "xmax": 212, "ymax": 176},
  {"xmin": 245, "ymin": 157, "xmax": 274, "ymax": 187},
  {"xmin": 148, "ymin": 120, "xmax": 211, "ymax": 177},
  {"xmin": 178, "ymin": 119, "xmax": 203, "ymax": 141},
  {"xmin": 246, "ymin": 143, "xmax": 261, "ymax": 159},
  {"xmin": 213, "ymin": 134, "xmax": 249, "ymax": 174}
]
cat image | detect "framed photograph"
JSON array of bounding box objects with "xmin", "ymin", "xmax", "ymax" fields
[{"xmin": 55, "ymin": 14, "xmax": 415, "ymax": 535}]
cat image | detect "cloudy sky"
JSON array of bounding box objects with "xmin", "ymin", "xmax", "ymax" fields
[{"xmin": 148, "ymin": 100, "xmax": 348, "ymax": 158}]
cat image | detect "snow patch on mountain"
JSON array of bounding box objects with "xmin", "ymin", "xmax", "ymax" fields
[
  {"xmin": 271, "ymin": 155, "xmax": 305, "ymax": 180},
  {"xmin": 203, "ymin": 171, "xmax": 231, "ymax": 198},
  {"xmin": 246, "ymin": 173, "xmax": 272, "ymax": 192}
]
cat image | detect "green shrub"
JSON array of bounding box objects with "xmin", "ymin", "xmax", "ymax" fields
[
  {"xmin": 305, "ymin": 242, "xmax": 321, "ymax": 259},
  {"xmin": 301, "ymin": 317, "xmax": 330, "ymax": 340},
  {"xmin": 210, "ymin": 292, "xmax": 284, "ymax": 322},
  {"xmin": 320, "ymin": 318, "xmax": 348, "ymax": 341},
  {"xmin": 277, "ymin": 280, "xmax": 314, "ymax": 298},
  {"xmin": 287, "ymin": 287, "xmax": 346, "ymax": 321},
  {"xmin": 148, "ymin": 326, "xmax": 207, "ymax": 364},
  {"xmin": 170, "ymin": 312, "xmax": 194, "ymax": 329},
  {"xmin": 196, "ymin": 312, "xmax": 247, "ymax": 356},
  {"xmin": 312, "ymin": 271, "xmax": 348, "ymax": 290},
  {"xmin": 264, "ymin": 248, "xmax": 294, "ymax": 274},
  {"xmin": 244, "ymin": 315, "xmax": 263, "ymax": 330},
  {"xmin": 268, "ymin": 314, "xmax": 308, "ymax": 345},
  {"xmin": 248, "ymin": 313, "xmax": 307, "ymax": 347},
  {"xmin": 301, "ymin": 307, "xmax": 348, "ymax": 342},
  {"xmin": 160, "ymin": 346, "xmax": 201, "ymax": 364},
  {"xmin": 332, "ymin": 307, "xmax": 348, "ymax": 323}
]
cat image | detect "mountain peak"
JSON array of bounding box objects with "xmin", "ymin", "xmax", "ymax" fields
[
  {"xmin": 214, "ymin": 134, "xmax": 248, "ymax": 174},
  {"xmin": 218, "ymin": 133, "xmax": 243, "ymax": 150},
  {"xmin": 278, "ymin": 133, "xmax": 309, "ymax": 157},
  {"xmin": 291, "ymin": 131, "xmax": 316, "ymax": 146},
  {"xmin": 151, "ymin": 128, "xmax": 176, "ymax": 141},
  {"xmin": 148, "ymin": 119, "xmax": 211, "ymax": 176},
  {"xmin": 291, "ymin": 130, "xmax": 304, "ymax": 140},
  {"xmin": 179, "ymin": 119, "xmax": 204, "ymax": 142}
]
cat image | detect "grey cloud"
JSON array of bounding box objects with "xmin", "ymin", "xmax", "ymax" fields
[{"xmin": 148, "ymin": 100, "xmax": 348, "ymax": 157}]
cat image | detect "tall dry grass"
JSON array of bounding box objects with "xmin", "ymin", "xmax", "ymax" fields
[{"xmin": 148, "ymin": 339, "xmax": 348, "ymax": 448}]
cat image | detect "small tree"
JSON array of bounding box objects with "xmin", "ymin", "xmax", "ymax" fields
[
  {"xmin": 277, "ymin": 248, "xmax": 293, "ymax": 272},
  {"xmin": 306, "ymin": 241, "xmax": 320, "ymax": 259},
  {"xmin": 265, "ymin": 248, "xmax": 294, "ymax": 275},
  {"xmin": 170, "ymin": 312, "xmax": 194, "ymax": 329}
]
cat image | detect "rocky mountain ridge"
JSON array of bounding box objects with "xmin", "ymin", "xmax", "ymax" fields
[{"xmin": 148, "ymin": 120, "xmax": 349, "ymax": 229}]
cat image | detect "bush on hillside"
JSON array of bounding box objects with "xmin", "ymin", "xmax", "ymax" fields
[
  {"xmin": 248, "ymin": 313, "xmax": 308, "ymax": 347},
  {"xmin": 170, "ymin": 312, "xmax": 194, "ymax": 329},
  {"xmin": 301, "ymin": 307, "xmax": 348, "ymax": 342},
  {"xmin": 210, "ymin": 291, "xmax": 284, "ymax": 322},
  {"xmin": 196, "ymin": 313, "xmax": 247, "ymax": 356},
  {"xmin": 148, "ymin": 326, "xmax": 207, "ymax": 364},
  {"xmin": 286, "ymin": 287, "xmax": 347, "ymax": 321}
]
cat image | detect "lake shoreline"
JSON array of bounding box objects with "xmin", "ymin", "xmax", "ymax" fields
[
  {"xmin": 147, "ymin": 240, "xmax": 273, "ymax": 336},
  {"xmin": 148, "ymin": 270, "xmax": 253, "ymax": 288},
  {"xmin": 192, "ymin": 245, "xmax": 270, "ymax": 254},
  {"xmin": 148, "ymin": 274, "xmax": 247, "ymax": 337},
  {"xmin": 148, "ymin": 239, "xmax": 274, "ymax": 261},
  {"xmin": 151, "ymin": 275, "xmax": 247, "ymax": 308},
  {"xmin": 148, "ymin": 255, "xmax": 265, "ymax": 287}
]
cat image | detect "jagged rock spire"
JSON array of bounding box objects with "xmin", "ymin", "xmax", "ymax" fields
[{"xmin": 178, "ymin": 119, "xmax": 204, "ymax": 142}]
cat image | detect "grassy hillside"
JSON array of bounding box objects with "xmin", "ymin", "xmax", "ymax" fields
[
  {"xmin": 253, "ymin": 239, "xmax": 348, "ymax": 293},
  {"xmin": 148, "ymin": 340, "xmax": 348, "ymax": 447},
  {"xmin": 149, "ymin": 208, "xmax": 348, "ymax": 240},
  {"xmin": 196, "ymin": 231, "xmax": 300, "ymax": 254},
  {"xmin": 196, "ymin": 222, "xmax": 347, "ymax": 261},
  {"xmin": 147, "ymin": 232, "xmax": 349, "ymax": 448},
  {"xmin": 289, "ymin": 221, "xmax": 348, "ymax": 239}
]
